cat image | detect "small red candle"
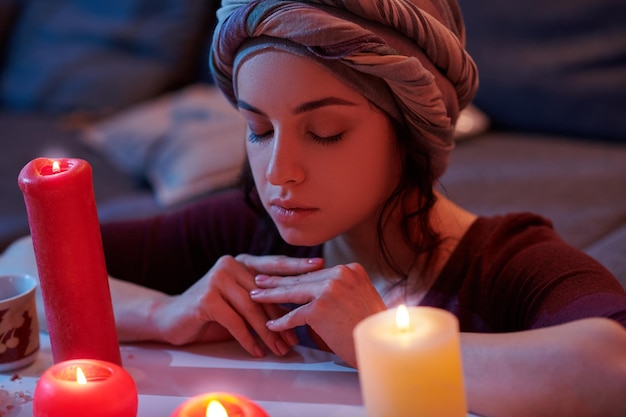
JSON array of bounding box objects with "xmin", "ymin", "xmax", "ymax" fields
[
  {"xmin": 33, "ymin": 359, "xmax": 138, "ymax": 417},
  {"xmin": 171, "ymin": 392, "xmax": 269, "ymax": 417},
  {"xmin": 18, "ymin": 158, "xmax": 121, "ymax": 364}
]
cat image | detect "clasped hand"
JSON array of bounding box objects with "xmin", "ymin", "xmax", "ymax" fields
[
  {"xmin": 152, "ymin": 254, "xmax": 385, "ymax": 366},
  {"xmin": 250, "ymin": 258, "xmax": 387, "ymax": 367}
]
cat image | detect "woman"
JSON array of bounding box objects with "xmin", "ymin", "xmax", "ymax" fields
[{"xmin": 5, "ymin": 0, "xmax": 626, "ymax": 415}]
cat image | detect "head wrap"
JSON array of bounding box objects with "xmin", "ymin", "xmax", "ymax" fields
[{"xmin": 210, "ymin": 0, "xmax": 478, "ymax": 178}]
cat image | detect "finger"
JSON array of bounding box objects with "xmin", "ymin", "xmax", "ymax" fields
[
  {"xmin": 222, "ymin": 284, "xmax": 292, "ymax": 356},
  {"xmin": 207, "ymin": 261, "xmax": 292, "ymax": 356},
  {"xmin": 261, "ymin": 302, "xmax": 299, "ymax": 347},
  {"xmin": 207, "ymin": 295, "xmax": 266, "ymax": 358},
  {"xmin": 213, "ymin": 256, "xmax": 258, "ymax": 292},
  {"xmin": 254, "ymin": 270, "xmax": 327, "ymax": 289},
  {"xmin": 259, "ymin": 304, "xmax": 299, "ymax": 353},
  {"xmin": 250, "ymin": 281, "xmax": 318, "ymax": 305},
  {"xmin": 201, "ymin": 264, "xmax": 285, "ymax": 357},
  {"xmin": 235, "ymin": 254, "xmax": 324, "ymax": 276},
  {"xmin": 266, "ymin": 304, "xmax": 311, "ymax": 332},
  {"xmin": 224, "ymin": 265, "xmax": 297, "ymax": 353}
]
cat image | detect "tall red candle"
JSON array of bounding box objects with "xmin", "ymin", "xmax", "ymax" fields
[{"xmin": 18, "ymin": 157, "xmax": 121, "ymax": 365}]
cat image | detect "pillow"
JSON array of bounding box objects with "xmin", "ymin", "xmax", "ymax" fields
[
  {"xmin": 460, "ymin": 0, "xmax": 626, "ymax": 141},
  {"xmin": 0, "ymin": 0, "xmax": 218, "ymax": 112},
  {"xmin": 81, "ymin": 84, "xmax": 247, "ymax": 207},
  {"xmin": 454, "ymin": 104, "xmax": 490, "ymax": 141}
]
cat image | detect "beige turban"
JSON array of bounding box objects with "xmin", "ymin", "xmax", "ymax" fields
[{"xmin": 210, "ymin": 0, "xmax": 478, "ymax": 178}]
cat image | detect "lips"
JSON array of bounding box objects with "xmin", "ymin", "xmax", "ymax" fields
[{"xmin": 268, "ymin": 198, "xmax": 318, "ymax": 223}]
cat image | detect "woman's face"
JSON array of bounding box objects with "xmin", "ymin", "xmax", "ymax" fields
[{"xmin": 236, "ymin": 50, "xmax": 401, "ymax": 246}]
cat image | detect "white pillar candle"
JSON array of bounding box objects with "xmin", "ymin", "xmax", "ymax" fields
[{"xmin": 354, "ymin": 305, "xmax": 466, "ymax": 417}]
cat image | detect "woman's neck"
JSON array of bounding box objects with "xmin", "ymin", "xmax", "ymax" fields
[{"xmin": 323, "ymin": 191, "xmax": 477, "ymax": 305}]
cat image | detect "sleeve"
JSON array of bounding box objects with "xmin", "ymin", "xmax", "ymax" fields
[
  {"xmin": 99, "ymin": 189, "xmax": 261, "ymax": 295},
  {"xmin": 481, "ymin": 214, "xmax": 626, "ymax": 330}
]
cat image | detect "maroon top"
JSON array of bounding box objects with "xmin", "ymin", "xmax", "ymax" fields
[{"xmin": 101, "ymin": 188, "xmax": 626, "ymax": 335}]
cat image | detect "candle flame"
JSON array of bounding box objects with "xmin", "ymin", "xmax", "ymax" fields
[
  {"xmin": 76, "ymin": 367, "xmax": 87, "ymax": 385},
  {"xmin": 396, "ymin": 304, "xmax": 411, "ymax": 332},
  {"xmin": 52, "ymin": 160, "xmax": 61, "ymax": 174},
  {"xmin": 206, "ymin": 400, "xmax": 228, "ymax": 417}
]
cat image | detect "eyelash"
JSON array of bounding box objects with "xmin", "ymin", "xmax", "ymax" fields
[
  {"xmin": 247, "ymin": 131, "xmax": 271, "ymax": 144},
  {"xmin": 247, "ymin": 131, "xmax": 345, "ymax": 145}
]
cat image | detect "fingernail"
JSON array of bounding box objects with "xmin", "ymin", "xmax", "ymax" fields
[
  {"xmin": 250, "ymin": 288, "xmax": 261, "ymax": 296},
  {"xmin": 275, "ymin": 339, "xmax": 290, "ymax": 356},
  {"xmin": 255, "ymin": 274, "xmax": 268, "ymax": 283},
  {"xmin": 307, "ymin": 258, "xmax": 323, "ymax": 265}
]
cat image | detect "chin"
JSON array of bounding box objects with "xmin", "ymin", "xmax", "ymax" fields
[{"xmin": 277, "ymin": 228, "xmax": 328, "ymax": 247}]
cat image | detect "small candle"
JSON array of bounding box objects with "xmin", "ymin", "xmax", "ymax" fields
[
  {"xmin": 33, "ymin": 359, "xmax": 138, "ymax": 417},
  {"xmin": 353, "ymin": 305, "xmax": 466, "ymax": 417},
  {"xmin": 170, "ymin": 392, "xmax": 269, "ymax": 417},
  {"xmin": 18, "ymin": 158, "xmax": 121, "ymax": 365}
]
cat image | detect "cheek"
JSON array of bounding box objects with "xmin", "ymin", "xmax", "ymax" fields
[
  {"xmin": 246, "ymin": 142, "xmax": 267, "ymax": 184},
  {"xmin": 375, "ymin": 122, "xmax": 403, "ymax": 187},
  {"xmin": 351, "ymin": 128, "xmax": 401, "ymax": 191},
  {"xmin": 356, "ymin": 150, "xmax": 399, "ymax": 198}
]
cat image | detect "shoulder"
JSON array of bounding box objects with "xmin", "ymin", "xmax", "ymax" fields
[
  {"xmin": 461, "ymin": 212, "xmax": 614, "ymax": 284},
  {"xmin": 466, "ymin": 212, "xmax": 558, "ymax": 249},
  {"xmin": 445, "ymin": 212, "xmax": 626, "ymax": 330},
  {"xmin": 460, "ymin": 212, "xmax": 597, "ymax": 270},
  {"xmin": 449, "ymin": 212, "xmax": 564, "ymax": 277}
]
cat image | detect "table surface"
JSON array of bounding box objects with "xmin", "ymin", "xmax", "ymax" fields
[{"xmin": 1, "ymin": 333, "xmax": 478, "ymax": 417}]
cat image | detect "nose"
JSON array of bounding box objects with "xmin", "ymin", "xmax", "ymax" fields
[{"xmin": 265, "ymin": 131, "xmax": 305, "ymax": 186}]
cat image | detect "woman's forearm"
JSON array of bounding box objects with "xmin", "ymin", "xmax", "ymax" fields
[
  {"xmin": 108, "ymin": 276, "xmax": 170, "ymax": 342},
  {"xmin": 462, "ymin": 318, "xmax": 626, "ymax": 417},
  {"xmin": 0, "ymin": 236, "xmax": 171, "ymax": 342},
  {"xmin": 109, "ymin": 273, "xmax": 236, "ymax": 349}
]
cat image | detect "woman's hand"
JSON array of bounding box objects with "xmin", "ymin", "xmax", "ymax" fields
[
  {"xmin": 133, "ymin": 254, "xmax": 325, "ymax": 358},
  {"xmin": 250, "ymin": 262, "xmax": 387, "ymax": 367}
]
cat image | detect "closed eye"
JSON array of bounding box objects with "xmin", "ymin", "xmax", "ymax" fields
[
  {"xmin": 247, "ymin": 131, "xmax": 273, "ymax": 144},
  {"xmin": 248, "ymin": 131, "xmax": 344, "ymax": 145},
  {"xmin": 309, "ymin": 132, "xmax": 345, "ymax": 145}
]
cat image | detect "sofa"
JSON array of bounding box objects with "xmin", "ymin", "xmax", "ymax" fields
[
  {"xmin": 0, "ymin": 0, "xmax": 244, "ymax": 248},
  {"xmin": 1, "ymin": 0, "xmax": 625, "ymax": 287}
]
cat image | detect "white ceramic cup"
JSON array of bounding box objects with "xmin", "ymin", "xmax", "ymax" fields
[{"xmin": 0, "ymin": 274, "xmax": 39, "ymax": 372}]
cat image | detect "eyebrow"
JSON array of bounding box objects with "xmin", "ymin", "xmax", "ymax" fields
[{"xmin": 237, "ymin": 96, "xmax": 358, "ymax": 116}]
